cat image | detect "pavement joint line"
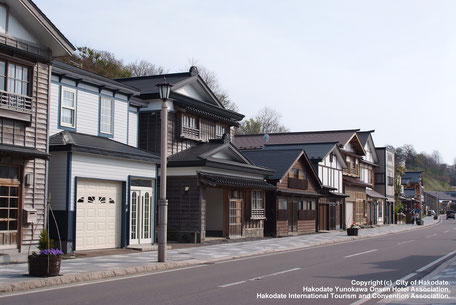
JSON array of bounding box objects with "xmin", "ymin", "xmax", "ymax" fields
[
  {"xmin": 0, "ymin": 218, "xmax": 442, "ymax": 295},
  {"xmin": 344, "ymin": 249, "xmax": 378, "ymax": 258}
]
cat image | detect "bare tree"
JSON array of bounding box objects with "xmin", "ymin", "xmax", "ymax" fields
[
  {"xmin": 126, "ymin": 60, "xmax": 167, "ymax": 77},
  {"xmin": 186, "ymin": 59, "xmax": 238, "ymax": 112},
  {"xmin": 236, "ymin": 106, "xmax": 289, "ymax": 135}
]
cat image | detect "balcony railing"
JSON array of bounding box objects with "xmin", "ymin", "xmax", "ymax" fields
[
  {"xmin": 0, "ymin": 90, "xmax": 32, "ymax": 113},
  {"xmin": 344, "ymin": 162, "xmax": 359, "ymax": 176},
  {"xmin": 251, "ymin": 208, "xmax": 265, "ymax": 219},
  {"xmin": 181, "ymin": 126, "xmax": 200, "ymax": 140}
]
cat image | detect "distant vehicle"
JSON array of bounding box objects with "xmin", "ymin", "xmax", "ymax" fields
[{"xmin": 446, "ymin": 210, "xmax": 455, "ymax": 219}]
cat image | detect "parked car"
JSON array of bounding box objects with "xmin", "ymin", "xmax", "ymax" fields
[{"xmin": 446, "ymin": 210, "xmax": 455, "ymax": 219}]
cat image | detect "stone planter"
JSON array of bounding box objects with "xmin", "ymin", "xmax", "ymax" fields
[
  {"xmin": 347, "ymin": 228, "xmax": 359, "ymax": 236},
  {"xmin": 28, "ymin": 255, "xmax": 62, "ymax": 277}
]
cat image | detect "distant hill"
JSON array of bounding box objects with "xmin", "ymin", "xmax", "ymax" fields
[{"xmin": 395, "ymin": 145, "xmax": 455, "ymax": 192}]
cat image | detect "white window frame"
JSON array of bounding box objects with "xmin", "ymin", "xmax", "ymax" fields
[
  {"xmin": 251, "ymin": 190, "xmax": 265, "ymax": 219},
  {"xmin": 216, "ymin": 124, "xmax": 226, "ymax": 138},
  {"xmin": 60, "ymin": 87, "xmax": 76, "ymax": 128},
  {"xmin": 100, "ymin": 97, "xmax": 114, "ymax": 135}
]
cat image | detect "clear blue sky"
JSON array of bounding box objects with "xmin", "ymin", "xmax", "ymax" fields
[{"xmin": 36, "ymin": 0, "xmax": 456, "ymax": 164}]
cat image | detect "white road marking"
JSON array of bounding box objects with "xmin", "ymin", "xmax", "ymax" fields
[
  {"xmin": 248, "ymin": 268, "xmax": 301, "ymax": 281},
  {"xmin": 0, "ymin": 264, "xmax": 206, "ymax": 298},
  {"xmin": 397, "ymin": 240, "xmax": 414, "ymax": 245},
  {"xmin": 426, "ymin": 234, "xmax": 437, "ymax": 237},
  {"xmin": 219, "ymin": 268, "xmax": 301, "ymax": 288},
  {"xmin": 351, "ymin": 250, "xmax": 456, "ymax": 305},
  {"xmin": 218, "ymin": 281, "xmax": 246, "ymax": 288},
  {"xmin": 344, "ymin": 249, "xmax": 378, "ymax": 258},
  {"xmin": 444, "ymin": 230, "xmax": 450, "ymax": 233},
  {"xmin": 416, "ymin": 250, "xmax": 456, "ymax": 272}
]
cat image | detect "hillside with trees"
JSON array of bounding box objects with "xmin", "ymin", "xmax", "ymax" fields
[{"xmin": 395, "ymin": 144, "xmax": 456, "ymax": 191}]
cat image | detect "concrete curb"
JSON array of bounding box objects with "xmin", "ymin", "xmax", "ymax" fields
[{"xmin": 0, "ymin": 218, "xmax": 441, "ymax": 294}]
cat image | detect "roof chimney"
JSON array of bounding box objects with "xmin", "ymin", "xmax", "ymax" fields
[{"xmin": 189, "ymin": 66, "xmax": 199, "ymax": 76}]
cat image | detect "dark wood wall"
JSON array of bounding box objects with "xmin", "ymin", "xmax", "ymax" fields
[{"xmin": 276, "ymin": 158, "xmax": 318, "ymax": 193}]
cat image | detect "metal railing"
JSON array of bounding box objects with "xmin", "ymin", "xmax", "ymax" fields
[{"xmin": 0, "ymin": 90, "xmax": 32, "ymax": 113}]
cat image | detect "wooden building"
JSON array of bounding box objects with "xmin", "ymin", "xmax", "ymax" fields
[
  {"xmin": 243, "ymin": 148, "xmax": 322, "ymax": 237},
  {"xmin": 116, "ymin": 67, "xmax": 275, "ymax": 243},
  {"xmin": 0, "ymin": 0, "xmax": 74, "ymax": 262}
]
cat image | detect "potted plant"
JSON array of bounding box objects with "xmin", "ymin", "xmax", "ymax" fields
[
  {"xmin": 347, "ymin": 222, "xmax": 360, "ymax": 236},
  {"xmin": 28, "ymin": 229, "xmax": 63, "ymax": 277}
]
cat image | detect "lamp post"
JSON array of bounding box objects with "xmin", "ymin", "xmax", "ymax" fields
[{"xmin": 156, "ymin": 77, "xmax": 173, "ymax": 262}]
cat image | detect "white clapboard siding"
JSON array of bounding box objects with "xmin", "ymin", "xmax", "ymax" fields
[
  {"xmin": 114, "ymin": 100, "xmax": 128, "ymax": 144},
  {"xmin": 49, "ymin": 83, "xmax": 62, "ymax": 136},
  {"xmin": 69, "ymin": 153, "xmax": 156, "ymax": 211},
  {"xmin": 48, "ymin": 152, "xmax": 68, "ymax": 211},
  {"xmin": 76, "ymin": 90, "xmax": 99, "ymax": 136},
  {"xmin": 128, "ymin": 111, "xmax": 138, "ymax": 147}
]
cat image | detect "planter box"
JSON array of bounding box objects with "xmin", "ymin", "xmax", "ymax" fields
[
  {"xmin": 347, "ymin": 228, "xmax": 359, "ymax": 236},
  {"xmin": 28, "ymin": 255, "xmax": 62, "ymax": 277}
]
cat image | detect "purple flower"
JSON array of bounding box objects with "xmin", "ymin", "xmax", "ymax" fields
[{"xmin": 39, "ymin": 248, "xmax": 63, "ymax": 256}]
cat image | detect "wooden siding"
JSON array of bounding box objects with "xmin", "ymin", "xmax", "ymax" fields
[
  {"xmin": 139, "ymin": 110, "xmax": 231, "ymax": 157},
  {"xmin": 297, "ymin": 219, "xmax": 315, "ymax": 233},
  {"xmin": 128, "ymin": 111, "xmax": 138, "ymax": 147},
  {"xmin": 345, "ymin": 184, "xmax": 367, "ymax": 224},
  {"xmin": 276, "ymin": 158, "xmax": 318, "ymax": 193},
  {"xmin": 166, "ymin": 176, "xmax": 202, "ymax": 233},
  {"xmin": 48, "ymin": 152, "xmax": 67, "ymax": 211},
  {"xmin": 75, "ymin": 90, "xmax": 99, "ymax": 136},
  {"xmin": 113, "ymin": 100, "xmax": 128, "ymax": 144}
]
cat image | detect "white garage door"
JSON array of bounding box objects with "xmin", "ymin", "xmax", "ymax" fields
[{"xmin": 76, "ymin": 179, "xmax": 122, "ymax": 251}]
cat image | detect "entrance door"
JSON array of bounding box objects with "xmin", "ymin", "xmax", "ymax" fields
[
  {"xmin": 329, "ymin": 205, "xmax": 336, "ymax": 230},
  {"xmin": 288, "ymin": 201, "xmax": 298, "ymax": 233},
  {"xmin": 345, "ymin": 202, "xmax": 354, "ymax": 228},
  {"xmin": 130, "ymin": 186, "xmax": 153, "ymax": 245},
  {"xmin": 229, "ymin": 199, "xmax": 242, "ymax": 237},
  {"xmin": 319, "ymin": 204, "xmax": 328, "ymax": 231}
]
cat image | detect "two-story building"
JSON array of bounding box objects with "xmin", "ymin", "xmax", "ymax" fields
[
  {"xmin": 357, "ymin": 131, "xmax": 384, "ymax": 225},
  {"xmin": 234, "ymin": 129, "xmax": 370, "ymax": 228},
  {"xmin": 117, "ymin": 67, "xmax": 275, "ymax": 243},
  {"xmin": 243, "ymin": 147, "xmax": 322, "ymax": 237},
  {"xmin": 48, "ymin": 61, "xmax": 160, "ymax": 253},
  {"xmin": 401, "ymin": 171, "xmax": 424, "ymax": 222},
  {"xmin": 0, "ymin": 0, "xmax": 74, "ymax": 262},
  {"xmin": 375, "ymin": 146, "xmax": 395, "ymax": 224}
]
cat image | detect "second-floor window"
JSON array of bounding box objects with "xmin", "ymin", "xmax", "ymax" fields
[
  {"xmin": 0, "ymin": 60, "xmax": 30, "ymax": 96},
  {"xmin": 100, "ymin": 98, "xmax": 113, "ymax": 135},
  {"xmin": 180, "ymin": 113, "xmax": 199, "ymax": 140},
  {"xmin": 60, "ymin": 87, "xmax": 76, "ymax": 128},
  {"xmin": 216, "ymin": 124, "xmax": 226, "ymax": 138}
]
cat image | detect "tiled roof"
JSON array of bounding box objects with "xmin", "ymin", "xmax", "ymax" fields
[
  {"xmin": 242, "ymin": 149, "xmax": 303, "ymax": 180},
  {"xmin": 233, "ymin": 129, "xmax": 359, "ymax": 150},
  {"xmin": 198, "ymin": 172, "xmax": 276, "ymax": 190}
]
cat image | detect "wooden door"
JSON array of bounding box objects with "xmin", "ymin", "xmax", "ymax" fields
[
  {"xmin": 229, "ymin": 199, "xmax": 242, "ymax": 237},
  {"xmin": 319, "ymin": 204, "xmax": 328, "ymax": 231},
  {"xmin": 288, "ymin": 201, "xmax": 298, "ymax": 233},
  {"xmin": 329, "ymin": 205, "xmax": 336, "ymax": 230}
]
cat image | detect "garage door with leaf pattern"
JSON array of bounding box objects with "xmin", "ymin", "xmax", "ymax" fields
[{"xmin": 75, "ymin": 179, "xmax": 122, "ymax": 251}]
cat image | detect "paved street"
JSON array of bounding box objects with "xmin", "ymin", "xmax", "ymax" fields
[{"xmin": 1, "ymin": 217, "xmax": 455, "ymax": 305}]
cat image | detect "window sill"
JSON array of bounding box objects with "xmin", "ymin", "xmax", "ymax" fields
[{"xmin": 250, "ymin": 216, "xmax": 266, "ymax": 220}]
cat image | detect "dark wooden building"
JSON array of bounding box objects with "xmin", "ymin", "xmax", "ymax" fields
[{"xmin": 243, "ymin": 148, "xmax": 322, "ymax": 237}]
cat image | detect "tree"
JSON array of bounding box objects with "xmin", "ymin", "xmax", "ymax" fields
[
  {"xmin": 61, "ymin": 46, "xmax": 132, "ymax": 78},
  {"xmin": 236, "ymin": 107, "xmax": 289, "ymax": 135},
  {"xmin": 126, "ymin": 60, "xmax": 167, "ymax": 77},
  {"xmin": 186, "ymin": 59, "xmax": 238, "ymax": 112}
]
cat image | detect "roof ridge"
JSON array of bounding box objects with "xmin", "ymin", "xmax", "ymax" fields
[{"xmin": 235, "ymin": 129, "xmax": 361, "ymax": 137}]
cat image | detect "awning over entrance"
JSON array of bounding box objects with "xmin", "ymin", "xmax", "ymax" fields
[
  {"xmin": 198, "ymin": 172, "xmax": 276, "ymax": 190},
  {"xmin": 366, "ymin": 189, "xmax": 387, "ymax": 199},
  {"xmin": 0, "ymin": 144, "xmax": 49, "ymax": 159}
]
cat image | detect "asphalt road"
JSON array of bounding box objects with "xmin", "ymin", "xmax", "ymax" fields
[{"xmin": 3, "ymin": 220, "xmax": 456, "ymax": 305}]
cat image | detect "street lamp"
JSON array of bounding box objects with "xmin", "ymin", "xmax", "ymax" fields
[{"xmin": 156, "ymin": 77, "xmax": 173, "ymax": 262}]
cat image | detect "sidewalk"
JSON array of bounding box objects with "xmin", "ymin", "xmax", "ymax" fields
[{"xmin": 0, "ymin": 217, "xmax": 441, "ymax": 293}]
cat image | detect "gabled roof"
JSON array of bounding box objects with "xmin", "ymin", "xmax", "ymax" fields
[
  {"xmin": 50, "ymin": 131, "xmax": 160, "ymax": 163},
  {"xmin": 424, "ymin": 191, "xmax": 456, "ymax": 201},
  {"xmin": 167, "ymin": 139, "xmax": 274, "ymax": 176},
  {"xmin": 52, "ymin": 61, "xmax": 145, "ymax": 106},
  {"xmin": 7, "ymin": 0, "xmax": 75, "ymax": 57},
  {"xmin": 233, "ymin": 129, "xmax": 361, "ymax": 151},
  {"xmin": 115, "ymin": 67, "xmax": 244, "ymax": 122},
  {"xmin": 260, "ymin": 142, "xmax": 347, "ymax": 168},
  {"xmin": 242, "ymin": 148, "xmax": 322, "ymax": 188},
  {"xmin": 357, "ymin": 130, "xmax": 379, "ymax": 163},
  {"xmin": 404, "ymin": 188, "xmax": 417, "ymax": 198}
]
